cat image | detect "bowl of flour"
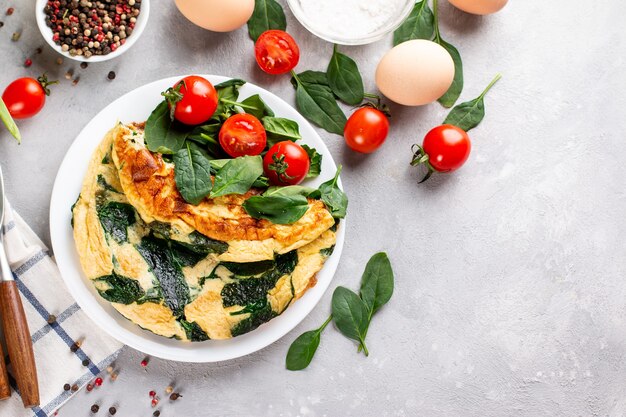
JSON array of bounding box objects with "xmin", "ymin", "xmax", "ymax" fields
[{"xmin": 287, "ymin": 0, "xmax": 414, "ymax": 45}]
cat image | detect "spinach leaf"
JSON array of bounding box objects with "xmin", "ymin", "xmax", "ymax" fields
[
  {"xmin": 264, "ymin": 185, "xmax": 316, "ymax": 197},
  {"xmin": 252, "ymin": 175, "xmax": 270, "ymax": 189},
  {"xmin": 263, "ymin": 117, "xmax": 302, "ymax": 145},
  {"xmin": 179, "ymin": 319, "xmax": 209, "ymax": 341},
  {"xmin": 97, "ymin": 174, "xmax": 119, "ymax": 192},
  {"xmin": 320, "ymin": 245, "xmax": 335, "ymax": 257},
  {"xmin": 292, "ymin": 73, "xmax": 347, "ymax": 135},
  {"xmin": 136, "ymin": 236, "xmax": 190, "ymax": 317},
  {"xmin": 393, "ymin": 0, "xmax": 435, "ymax": 46},
  {"xmin": 221, "ymin": 259, "xmax": 275, "ymax": 276},
  {"xmin": 327, "ymin": 45, "xmax": 364, "ymax": 106},
  {"xmin": 290, "ymin": 71, "xmax": 330, "ymax": 89},
  {"xmin": 97, "ymin": 202, "xmax": 136, "ymax": 244},
  {"xmin": 221, "ymin": 250, "xmax": 298, "ymax": 307},
  {"xmin": 443, "ymin": 74, "xmax": 502, "ymax": 132},
  {"xmin": 0, "ymin": 97, "xmax": 20, "ymax": 143},
  {"xmin": 175, "ymin": 230, "xmax": 229, "ymax": 255},
  {"xmin": 331, "ymin": 286, "xmax": 370, "ymax": 355},
  {"xmin": 95, "ymin": 272, "xmax": 145, "ymax": 305},
  {"xmin": 359, "ymin": 252, "xmax": 394, "ymax": 318},
  {"xmin": 436, "ymin": 39, "xmax": 463, "ymax": 108},
  {"xmin": 313, "ymin": 166, "xmax": 348, "ymax": 219},
  {"xmin": 208, "ymin": 159, "xmax": 230, "ymax": 173},
  {"xmin": 231, "ymin": 299, "xmax": 277, "ymax": 337},
  {"xmin": 210, "ymin": 156, "xmax": 264, "ymax": 198},
  {"xmin": 247, "ymin": 0, "xmax": 286, "ymax": 41},
  {"xmin": 214, "ymin": 79, "xmax": 246, "ymax": 118},
  {"xmin": 302, "ymin": 144, "xmax": 322, "ymax": 178},
  {"xmin": 243, "ymin": 194, "xmax": 310, "ymax": 224},
  {"xmin": 239, "ymin": 94, "xmax": 275, "ymax": 120},
  {"xmin": 173, "ymin": 142, "xmax": 213, "ymax": 205},
  {"xmin": 169, "ymin": 241, "xmax": 207, "ymax": 267},
  {"xmin": 286, "ymin": 316, "xmax": 332, "ymax": 371},
  {"xmin": 145, "ymin": 101, "xmax": 190, "ymax": 154},
  {"xmin": 187, "ymin": 121, "xmax": 225, "ymax": 158}
]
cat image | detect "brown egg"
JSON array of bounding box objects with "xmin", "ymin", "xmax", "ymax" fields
[
  {"xmin": 448, "ymin": 0, "xmax": 508, "ymax": 15},
  {"xmin": 175, "ymin": 0, "xmax": 255, "ymax": 32},
  {"xmin": 375, "ymin": 40, "xmax": 454, "ymax": 106}
]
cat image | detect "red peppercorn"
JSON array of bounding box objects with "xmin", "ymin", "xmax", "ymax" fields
[
  {"xmin": 151, "ymin": 397, "xmax": 159, "ymax": 408},
  {"xmin": 94, "ymin": 377, "xmax": 103, "ymax": 387},
  {"xmin": 149, "ymin": 390, "xmax": 156, "ymax": 397},
  {"xmin": 6, "ymin": 7, "xmax": 14, "ymax": 16},
  {"xmin": 86, "ymin": 383, "xmax": 94, "ymax": 392},
  {"xmin": 140, "ymin": 359, "xmax": 148, "ymax": 367},
  {"xmin": 24, "ymin": 58, "xmax": 32, "ymax": 67}
]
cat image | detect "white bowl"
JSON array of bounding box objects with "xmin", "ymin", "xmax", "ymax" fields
[
  {"xmin": 287, "ymin": 0, "xmax": 414, "ymax": 45},
  {"xmin": 49, "ymin": 75, "xmax": 346, "ymax": 362},
  {"xmin": 35, "ymin": 0, "xmax": 150, "ymax": 63}
]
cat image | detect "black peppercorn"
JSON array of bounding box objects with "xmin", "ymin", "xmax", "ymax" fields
[
  {"xmin": 80, "ymin": 62, "xmax": 88, "ymax": 69},
  {"xmin": 82, "ymin": 359, "xmax": 90, "ymax": 366},
  {"xmin": 107, "ymin": 71, "xmax": 116, "ymax": 80},
  {"xmin": 153, "ymin": 411, "xmax": 160, "ymax": 417},
  {"xmin": 91, "ymin": 404, "xmax": 99, "ymax": 413},
  {"xmin": 63, "ymin": 383, "xmax": 71, "ymax": 391},
  {"xmin": 108, "ymin": 406, "xmax": 117, "ymax": 415},
  {"xmin": 169, "ymin": 392, "xmax": 182, "ymax": 401},
  {"xmin": 70, "ymin": 342, "xmax": 80, "ymax": 352}
]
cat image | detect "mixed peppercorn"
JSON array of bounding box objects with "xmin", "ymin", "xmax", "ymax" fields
[{"xmin": 43, "ymin": 0, "xmax": 141, "ymax": 58}]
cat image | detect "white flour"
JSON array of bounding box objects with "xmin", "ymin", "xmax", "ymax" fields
[{"xmin": 298, "ymin": 0, "xmax": 406, "ymax": 39}]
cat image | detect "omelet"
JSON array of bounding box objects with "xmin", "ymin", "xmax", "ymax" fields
[{"xmin": 72, "ymin": 124, "xmax": 338, "ymax": 341}]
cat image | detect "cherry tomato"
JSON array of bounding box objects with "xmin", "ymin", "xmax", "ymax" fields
[
  {"xmin": 344, "ymin": 107, "xmax": 390, "ymax": 153},
  {"xmin": 2, "ymin": 76, "xmax": 54, "ymax": 119},
  {"xmin": 263, "ymin": 141, "xmax": 310, "ymax": 185},
  {"xmin": 166, "ymin": 75, "xmax": 218, "ymax": 125},
  {"xmin": 422, "ymin": 124, "xmax": 471, "ymax": 172},
  {"xmin": 219, "ymin": 113, "xmax": 267, "ymax": 157},
  {"xmin": 254, "ymin": 30, "xmax": 300, "ymax": 75}
]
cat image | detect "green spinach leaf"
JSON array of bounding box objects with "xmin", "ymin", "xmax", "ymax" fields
[
  {"xmin": 97, "ymin": 202, "xmax": 136, "ymax": 244},
  {"xmin": 179, "ymin": 319, "xmax": 209, "ymax": 341},
  {"xmin": 221, "ymin": 259, "xmax": 276, "ymax": 277},
  {"xmin": 433, "ymin": 0, "xmax": 463, "ymax": 107},
  {"xmin": 95, "ymin": 272, "xmax": 145, "ymax": 305},
  {"xmin": 320, "ymin": 245, "xmax": 335, "ymax": 257},
  {"xmin": 443, "ymin": 73, "xmax": 502, "ymax": 132},
  {"xmin": 247, "ymin": 0, "xmax": 286, "ymax": 41},
  {"xmin": 393, "ymin": 0, "xmax": 435, "ymax": 45},
  {"xmin": 327, "ymin": 45, "xmax": 364, "ymax": 106},
  {"xmin": 214, "ymin": 79, "xmax": 246, "ymax": 118},
  {"xmin": 210, "ymin": 156, "xmax": 264, "ymax": 198},
  {"xmin": 302, "ymin": 144, "xmax": 322, "ymax": 178},
  {"xmin": 175, "ymin": 231, "xmax": 229, "ymax": 255},
  {"xmin": 293, "ymin": 73, "xmax": 347, "ymax": 135},
  {"xmin": 331, "ymin": 286, "xmax": 370, "ymax": 355},
  {"xmin": 313, "ymin": 166, "xmax": 348, "ymax": 219},
  {"xmin": 359, "ymin": 252, "xmax": 394, "ymax": 318},
  {"xmin": 231, "ymin": 299, "xmax": 277, "ymax": 336},
  {"xmin": 174, "ymin": 142, "xmax": 213, "ymax": 205},
  {"xmin": 145, "ymin": 101, "xmax": 190, "ymax": 154},
  {"xmin": 263, "ymin": 117, "xmax": 302, "ymax": 145},
  {"xmin": 286, "ymin": 316, "xmax": 332, "ymax": 371},
  {"xmin": 290, "ymin": 71, "xmax": 330, "ymax": 89},
  {"xmin": 264, "ymin": 185, "xmax": 316, "ymax": 197},
  {"xmin": 239, "ymin": 94, "xmax": 275, "ymax": 119},
  {"xmin": 243, "ymin": 194, "xmax": 310, "ymax": 224}
]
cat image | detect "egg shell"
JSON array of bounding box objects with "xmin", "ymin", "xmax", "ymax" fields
[
  {"xmin": 448, "ymin": 0, "xmax": 508, "ymax": 15},
  {"xmin": 375, "ymin": 40, "xmax": 455, "ymax": 106},
  {"xmin": 175, "ymin": 0, "xmax": 255, "ymax": 32}
]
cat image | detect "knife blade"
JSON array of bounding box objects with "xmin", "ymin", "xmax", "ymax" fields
[{"xmin": 0, "ymin": 164, "xmax": 40, "ymax": 407}]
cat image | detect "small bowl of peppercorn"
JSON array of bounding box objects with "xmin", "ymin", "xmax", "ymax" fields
[{"xmin": 35, "ymin": 0, "xmax": 150, "ymax": 62}]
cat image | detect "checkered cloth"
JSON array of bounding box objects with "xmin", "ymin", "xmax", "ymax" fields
[{"xmin": 0, "ymin": 201, "xmax": 123, "ymax": 417}]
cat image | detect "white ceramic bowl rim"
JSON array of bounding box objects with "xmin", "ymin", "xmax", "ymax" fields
[
  {"xmin": 34, "ymin": 0, "xmax": 150, "ymax": 63},
  {"xmin": 49, "ymin": 75, "xmax": 346, "ymax": 362},
  {"xmin": 287, "ymin": 0, "xmax": 415, "ymax": 45}
]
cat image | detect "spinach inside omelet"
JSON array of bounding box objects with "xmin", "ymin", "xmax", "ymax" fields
[{"xmin": 72, "ymin": 124, "xmax": 339, "ymax": 341}]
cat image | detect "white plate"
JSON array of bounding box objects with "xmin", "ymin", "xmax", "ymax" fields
[
  {"xmin": 35, "ymin": 0, "xmax": 150, "ymax": 63},
  {"xmin": 49, "ymin": 75, "xmax": 346, "ymax": 362}
]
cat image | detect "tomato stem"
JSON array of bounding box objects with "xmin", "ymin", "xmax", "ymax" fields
[
  {"xmin": 219, "ymin": 98, "xmax": 260, "ymax": 112},
  {"xmin": 478, "ymin": 73, "xmax": 503, "ymax": 100},
  {"xmin": 37, "ymin": 73, "xmax": 58, "ymax": 96}
]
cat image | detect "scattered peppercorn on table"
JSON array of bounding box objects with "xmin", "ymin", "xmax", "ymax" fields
[{"xmin": 1, "ymin": 1, "xmax": 626, "ymax": 416}]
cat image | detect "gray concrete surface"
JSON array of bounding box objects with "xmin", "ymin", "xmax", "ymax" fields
[{"xmin": 1, "ymin": 0, "xmax": 626, "ymax": 416}]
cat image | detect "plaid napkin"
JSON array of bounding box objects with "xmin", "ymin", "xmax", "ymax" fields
[{"xmin": 0, "ymin": 201, "xmax": 123, "ymax": 417}]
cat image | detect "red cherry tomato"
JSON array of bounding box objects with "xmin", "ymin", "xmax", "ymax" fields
[
  {"xmin": 263, "ymin": 141, "xmax": 310, "ymax": 185},
  {"xmin": 344, "ymin": 107, "xmax": 390, "ymax": 153},
  {"xmin": 167, "ymin": 75, "xmax": 218, "ymax": 125},
  {"xmin": 254, "ymin": 30, "xmax": 300, "ymax": 75},
  {"xmin": 422, "ymin": 124, "xmax": 471, "ymax": 172},
  {"xmin": 219, "ymin": 113, "xmax": 267, "ymax": 157},
  {"xmin": 2, "ymin": 77, "xmax": 51, "ymax": 119}
]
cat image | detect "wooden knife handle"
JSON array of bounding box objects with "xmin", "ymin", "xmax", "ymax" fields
[
  {"xmin": 0, "ymin": 281, "xmax": 39, "ymax": 408},
  {"xmin": 0, "ymin": 341, "xmax": 10, "ymax": 400}
]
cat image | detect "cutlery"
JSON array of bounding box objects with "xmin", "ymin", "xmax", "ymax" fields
[{"xmin": 0, "ymin": 164, "xmax": 39, "ymax": 408}]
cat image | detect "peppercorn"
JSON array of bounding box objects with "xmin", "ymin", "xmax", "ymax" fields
[
  {"xmin": 151, "ymin": 397, "xmax": 159, "ymax": 408},
  {"xmin": 36, "ymin": 46, "xmax": 43, "ymax": 54},
  {"xmin": 0, "ymin": 21, "xmax": 4, "ymax": 28},
  {"xmin": 6, "ymin": 7, "xmax": 14, "ymax": 16},
  {"xmin": 82, "ymin": 359, "xmax": 90, "ymax": 366},
  {"xmin": 71, "ymin": 384, "xmax": 79, "ymax": 392},
  {"xmin": 70, "ymin": 341, "xmax": 80, "ymax": 352},
  {"xmin": 47, "ymin": 314, "xmax": 56, "ymax": 323},
  {"xmin": 140, "ymin": 357, "xmax": 148, "ymax": 366},
  {"xmin": 169, "ymin": 393, "xmax": 182, "ymax": 401},
  {"xmin": 11, "ymin": 31, "xmax": 20, "ymax": 41},
  {"xmin": 63, "ymin": 383, "xmax": 71, "ymax": 391},
  {"xmin": 153, "ymin": 411, "xmax": 160, "ymax": 417},
  {"xmin": 106, "ymin": 366, "xmax": 113, "ymax": 374},
  {"xmin": 80, "ymin": 62, "xmax": 88, "ymax": 69},
  {"xmin": 91, "ymin": 404, "xmax": 99, "ymax": 413},
  {"xmin": 110, "ymin": 372, "xmax": 118, "ymax": 381},
  {"xmin": 72, "ymin": 76, "xmax": 80, "ymax": 86},
  {"xmin": 165, "ymin": 386, "xmax": 173, "ymax": 394},
  {"xmin": 86, "ymin": 383, "xmax": 94, "ymax": 392},
  {"xmin": 94, "ymin": 377, "xmax": 103, "ymax": 386},
  {"xmin": 108, "ymin": 406, "xmax": 116, "ymax": 415},
  {"xmin": 149, "ymin": 390, "xmax": 156, "ymax": 397}
]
